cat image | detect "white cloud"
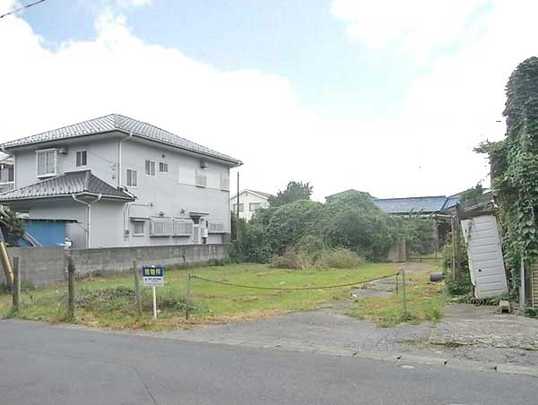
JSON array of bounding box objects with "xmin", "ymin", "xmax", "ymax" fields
[
  {"xmin": 0, "ymin": 2, "xmax": 536, "ymax": 202},
  {"xmin": 113, "ymin": 0, "xmax": 152, "ymax": 8},
  {"xmin": 328, "ymin": 0, "xmax": 538, "ymax": 195},
  {"xmin": 331, "ymin": 0, "xmax": 487, "ymax": 55}
]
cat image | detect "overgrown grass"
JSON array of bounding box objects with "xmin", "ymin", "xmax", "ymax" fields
[
  {"xmin": 0, "ymin": 262, "xmax": 396, "ymax": 331},
  {"xmin": 347, "ymin": 263, "xmax": 445, "ymax": 327},
  {"xmin": 271, "ymin": 247, "xmax": 363, "ymax": 270}
]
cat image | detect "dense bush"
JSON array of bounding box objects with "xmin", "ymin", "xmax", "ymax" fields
[
  {"xmin": 231, "ymin": 186, "xmax": 437, "ymax": 266},
  {"xmin": 270, "ymin": 248, "xmax": 312, "ymax": 270},
  {"xmin": 264, "ymin": 200, "xmax": 324, "ymax": 255},
  {"xmin": 321, "ymin": 192, "xmax": 396, "ymax": 260},
  {"xmin": 315, "ymin": 248, "xmax": 363, "ymax": 269},
  {"xmin": 229, "ymin": 218, "xmax": 272, "ymax": 263}
]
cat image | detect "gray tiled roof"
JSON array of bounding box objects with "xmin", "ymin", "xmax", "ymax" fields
[
  {"xmin": 374, "ymin": 196, "xmax": 456, "ymax": 215},
  {"xmin": 0, "ymin": 170, "xmax": 134, "ymax": 202},
  {"xmin": 2, "ymin": 114, "xmax": 241, "ymax": 165}
]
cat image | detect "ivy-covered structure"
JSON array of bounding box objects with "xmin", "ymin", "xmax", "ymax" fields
[{"xmin": 478, "ymin": 57, "xmax": 538, "ymax": 309}]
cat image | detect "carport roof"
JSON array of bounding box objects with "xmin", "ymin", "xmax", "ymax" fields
[
  {"xmin": 0, "ymin": 170, "xmax": 135, "ymax": 202},
  {"xmin": 373, "ymin": 196, "xmax": 458, "ymax": 215}
]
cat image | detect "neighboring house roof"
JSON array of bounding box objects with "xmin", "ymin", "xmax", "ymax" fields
[
  {"xmin": 374, "ymin": 195, "xmax": 459, "ymax": 215},
  {"xmin": 1, "ymin": 114, "xmax": 242, "ymax": 166},
  {"xmin": 0, "ymin": 170, "xmax": 134, "ymax": 202},
  {"xmin": 230, "ymin": 189, "xmax": 273, "ymax": 201}
]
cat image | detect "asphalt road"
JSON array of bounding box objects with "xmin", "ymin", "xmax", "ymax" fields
[{"xmin": 1, "ymin": 320, "xmax": 537, "ymax": 405}]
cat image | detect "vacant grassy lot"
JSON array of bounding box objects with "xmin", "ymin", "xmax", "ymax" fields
[
  {"xmin": 0, "ymin": 262, "xmax": 397, "ymax": 330},
  {"xmin": 348, "ymin": 261, "xmax": 445, "ymax": 327}
]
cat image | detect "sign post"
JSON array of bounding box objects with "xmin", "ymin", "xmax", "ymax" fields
[
  {"xmin": 152, "ymin": 286, "xmax": 157, "ymax": 319},
  {"xmin": 142, "ymin": 265, "xmax": 165, "ymax": 319}
]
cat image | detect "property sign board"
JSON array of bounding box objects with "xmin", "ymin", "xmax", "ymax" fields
[{"xmin": 142, "ymin": 265, "xmax": 165, "ymax": 287}]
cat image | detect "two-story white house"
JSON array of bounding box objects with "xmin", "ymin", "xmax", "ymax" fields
[
  {"xmin": 231, "ymin": 189, "xmax": 272, "ymax": 222},
  {"xmin": 0, "ymin": 114, "xmax": 241, "ymax": 248},
  {"xmin": 0, "ymin": 153, "xmax": 15, "ymax": 194}
]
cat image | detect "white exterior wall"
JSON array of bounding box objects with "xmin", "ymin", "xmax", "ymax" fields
[
  {"xmin": 13, "ymin": 137, "xmax": 120, "ymax": 189},
  {"xmin": 119, "ymin": 140, "xmax": 230, "ymax": 246},
  {"xmin": 231, "ymin": 190, "xmax": 270, "ymax": 222},
  {"xmin": 9, "ymin": 133, "xmax": 233, "ymax": 248}
]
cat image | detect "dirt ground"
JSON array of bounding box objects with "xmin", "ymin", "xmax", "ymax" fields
[{"xmin": 154, "ymin": 261, "xmax": 538, "ymax": 370}]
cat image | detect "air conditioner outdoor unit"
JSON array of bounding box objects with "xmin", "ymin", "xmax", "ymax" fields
[
  {"xmin": 200, "ymin": 160, "xmax": 207, "ymax": 169},
  {"xmin": 57, "ymin": 146, "xmax": 68, "ymax": 155}
]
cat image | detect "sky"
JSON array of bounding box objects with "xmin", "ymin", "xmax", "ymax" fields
[{"xmin": 0, "ymin": 0, "xmax": 536, "ymax": 200}]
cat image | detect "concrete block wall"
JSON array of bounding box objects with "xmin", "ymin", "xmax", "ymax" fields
[{"xmin": 1, "ymin": 244, "xmax": 226, "ymax": 286}]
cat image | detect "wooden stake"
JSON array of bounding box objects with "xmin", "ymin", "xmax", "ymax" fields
[
  {"xmin": 185, "ymin": 272, "xmax": 192, "ymax": 320},
  {"xmin": 0, "ymin": 241, "xmax": 14, "ymax": 289},
  {"xmin": 132, "ymin": 260, "xmax": 142, "ymax": 317},
  {"xmin": 66, "ymin": 255, "xmax": 75, "ymax": 322},
  {"xmin": 12, "ymin": 256, "xmax": 20, "ymax": 312},
  {"xmin": 401, "ymin": 267, "xmax": 408, "ymax": 319},
  {"xmin": 520, "ymin": 257, "xmax": 526, "ymax": 311}
]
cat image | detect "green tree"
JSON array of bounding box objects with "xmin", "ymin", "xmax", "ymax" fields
[
  {"xmin": 459, "ymin": 183, "xmax": 485, "ymax": 207},
  {"xmin": 265, "ymin": 200, "xmax": 324, "ymax": 255},
  {"xmin": 0, "ymin": 206, "xmax": 24, "ymax": 245},
  {"xmin": 268, "ymin": 181, "xmax": 313, "ymax": 207},
  {"xmin": 321, "ymin": 191, "xmax": 395, "ymax": 260}
]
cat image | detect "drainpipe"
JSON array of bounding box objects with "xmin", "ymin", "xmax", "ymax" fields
[
  {"xmin": 118, "ymin": 131, "xmax": 134, "ymax": 188},
  {"xmin": 72, "ymin": 194, "xmax": 102, "ymax": 248}
]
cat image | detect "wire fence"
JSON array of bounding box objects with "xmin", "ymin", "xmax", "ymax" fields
[
  {"xmin": 6, "ymin": 255, "xmax": 408, "ymax": 322},
  {"xmin": 184, "ymin": 270, "xmax": 407, "ymax": 319},
  {"xmin": 189, "ymin": 272, "xmax": 400, "ymax": 291}
]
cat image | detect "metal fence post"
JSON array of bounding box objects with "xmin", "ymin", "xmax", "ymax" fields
[
  {"xmin": 394, "ymin": 273, "xmax": 399, "ymax": 295},
  {"xmin": 66, "ymin": 255, "xmax": 76, "ymax": 322},
  {"xmin": 132, "ymin": 260, "xmax": 142, "ymax": 317},
  {"xmin": 12, "ymin": 256, "xmax": 20, "ymax": 312}
]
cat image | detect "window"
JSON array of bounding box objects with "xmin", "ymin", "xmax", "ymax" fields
[
  {"xmin": 220, "ymin": 171, "xmax": 230, "ymax": 190},
  {"xmin": 126, "ymin": 169, "xmax": 137, "ymax": 187},
  {"xmin": 145, "ymin": 160, "xmax": 156, "ymax": 176},
  {"xmin": 36, "ymin": 149, "xmax": 57, "ymax": 177},
  {"xmin": 232, "ymin": 203, "xmax": 244, "ymax": 213},
  {"xmin": 0, "ymin": 164, "xmax": 14, "ymax": 184},
  {"xmin": 76, "ymin": 150, "xmax": 87, "ymax": 167},
  {"xmin": 195, "ymin": 169, "xmax": 207, "ymax": 187},
  {"xmin": 132, "ymin": 221, "xmax": 145, "ymax": 236},
  {"xmin": 249, "ymin": 203, "xmax": 261, "ymax": 212},
  {"xmin": 159, "ymin": 162, "xmax": 168, "ymax": 173},
  {"xmin": 173, "ymin": 219, "xmax": 194, "ymax": 236}
]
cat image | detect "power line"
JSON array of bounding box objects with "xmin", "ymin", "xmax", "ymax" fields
[{"xmin": 0, "ymin": 0, "xmax": 46, "ymax": 20}]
